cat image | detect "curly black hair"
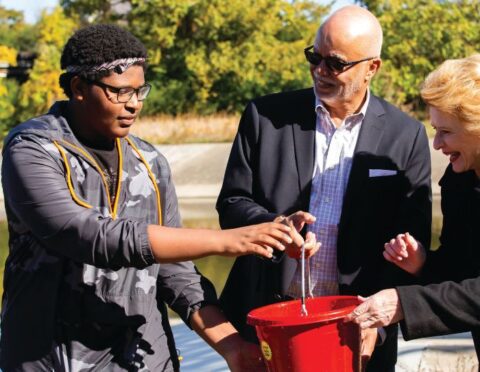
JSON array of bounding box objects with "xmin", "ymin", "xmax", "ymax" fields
[{"xmin": 59, "ymin": 24, "xmax": 148, "ymax": 98}]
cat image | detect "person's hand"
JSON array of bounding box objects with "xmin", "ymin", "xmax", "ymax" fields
[
  {"xmin": 190, "ymin": 306, "xmax": 266, "ymax": 371},
  {"xmin": 285, "ymin": 211, "xmax": 316, "ymax": 232},
  {"xmin": 275, "ymin": 212, "xmax": 320, "ymax": 259},
  {"xmin": 221, "ymin": 222, "xmax": 293, "ymax": 259},
  {"xmin": 223, "ymin": 340, "xmax": 266, "ymax": 372},
  {"xmin": 360, "ymin": 328, "xmax": 378, "ymax": 371},
  {"xmin": 345, "ymin": 289, "xmax": 404, "ymax": 329},
  {"xmin": 383, "ymin": 232, "xmax": 426, "ymax": 275},
  {"xmin": 286, "ymin": 230, "xmax": 320, "ymax": 259}
]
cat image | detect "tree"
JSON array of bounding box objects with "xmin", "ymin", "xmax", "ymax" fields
[
  {"xmin": 0, "ymin": 45, "xmax": 17, "ymax": 138},
  {"xmin": 0, "ymin": 6, "xmax": 37, "ymax": 50},
  {"xmin": 357, "ymin": 0, "xmax": 480, "ymax": 114},
  {"xmin": 0, "ymin": 79, "xmax": 19, "ymax": 138},
  {"xmin": 0, "ymin": 45, "xmax": 16, "ymax": 65},
  {"xmin": 15, "ymin": 7, "xmax": 77, "ymax": 124},
  {"xmin": 61, "ymin": 0, "xmax": 329, "ymax": 114}
]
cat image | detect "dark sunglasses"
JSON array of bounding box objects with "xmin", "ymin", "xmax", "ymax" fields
[
  {"xmin": 304, "ymin": 45, "xmax": 376, "ymax": 74},
  {"xmin": 85, "ymin": 80, "xmax": 151, "ymax": 103}
]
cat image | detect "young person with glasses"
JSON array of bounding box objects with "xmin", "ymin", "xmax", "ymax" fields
[
  {"xmin": 217, "ymin": 5, "xmax": 431, "ymax": 371},
  {"xmin": 0, "ymin": 24, "xmax": 305, "ymax": 371}
]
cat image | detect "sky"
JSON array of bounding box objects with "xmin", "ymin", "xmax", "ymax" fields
[
  {"xmin": 1, "ymin": 0, "xmax": 355, "ymax": 24},
  {"xmin": 1, "ymin": 0, "xmax": 59, "ymax": 23}
]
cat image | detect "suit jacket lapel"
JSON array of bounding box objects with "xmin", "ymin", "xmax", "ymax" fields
[
  {"xmin": 341, "ymin": 95, "xmax": 386, "ymax": 229},
  {"xmin": 292, "ymin": 90, "xmax": 316, "ymax": 196},
  {"xmin": 340, "ymin": 95, "xmax": 386, "ymax": 229},
  {"xmin": 353, "ymin": 96, "xmax": 386, "ymax": 154}
]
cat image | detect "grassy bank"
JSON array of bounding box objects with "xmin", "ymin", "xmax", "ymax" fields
[{"xmin": 130, "ymin": 114, "xmax": 239, "ymax": 144}]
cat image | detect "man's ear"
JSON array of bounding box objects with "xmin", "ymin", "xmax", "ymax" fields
[
  {"xmin": 366, "ymin": 58, "xmax": 382, "ymax": 81},
  {"xmin": 70, "ymin": 76, "xmax": 87, "ymax": 101}
]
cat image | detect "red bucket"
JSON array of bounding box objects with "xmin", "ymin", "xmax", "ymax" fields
[{"xmin": 247, "ymin": 296, "xmax": 361, "ymax": 372}]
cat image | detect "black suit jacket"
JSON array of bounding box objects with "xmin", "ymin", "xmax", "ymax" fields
[
  {"xmin": 217, "ymin": 88, "xmax": 431, "ymax": 369},
  {"xmin": 399, "ymin": 165, "xmax": 480, "ymax": 358}
]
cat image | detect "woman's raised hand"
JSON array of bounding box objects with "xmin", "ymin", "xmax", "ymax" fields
[{"xmin": 383, "ymin": 232, "xmax": 426, "ymax": 275}]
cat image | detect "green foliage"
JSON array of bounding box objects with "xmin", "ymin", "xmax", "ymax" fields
[
  {"xmin": 0, "ymin": 7, "xmax": 78, "ymax": 138},
  {"xmin": 153, "ymin": 0, "xmax": 326, "ymax": 113},
  {"xmin": 0, "ymin": 6, "xmax": 37, "ymax": 50},
  {"xmin": 15, "ymin": 7, "xmax": 77, "ymax": 124},
  {"xmin": 61, "ymin": 0, "xmax": 128, "ymax": 23},
  {"xmin": 0, "ymin": 79, "xmax": 19, "ymax": 138},
  {"xmin": 61, "ymin": 0, "xmax": 329, "ymax": 114},
  {"xmin": 0, "ymin": 45, "xmax": 17, "ymax": 65},
  {"xmin": 359, "ymin": 0, "xmax": 480, "ymax": 114},
  {"xmin": 0, "ymin": 0, "xmax": 328, "ymax": 128},
  {"xmin": 5, "ymin": 0, "xmax": 479, "ymax": 135}
]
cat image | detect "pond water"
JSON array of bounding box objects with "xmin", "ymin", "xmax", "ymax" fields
[{"xmin": 0, "ymin": 216, "xmax": 443, "ymax": 301}]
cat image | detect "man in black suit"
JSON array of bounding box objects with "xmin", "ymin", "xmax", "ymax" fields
[{"xmin": 216, "ymin": 5, "xmax": 431, "ymax": 371}]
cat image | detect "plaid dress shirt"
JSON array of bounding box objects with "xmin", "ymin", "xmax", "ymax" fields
[{"xmin": 287, "ymin": 91, "xmax": 370, "ymax": 298}]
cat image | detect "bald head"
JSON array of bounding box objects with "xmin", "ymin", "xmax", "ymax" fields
[{"xmin": 317, "ymin": 5, "xmax": 383, "ymax": 57}]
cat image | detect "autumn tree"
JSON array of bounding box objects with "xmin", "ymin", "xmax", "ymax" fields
[
  {"xmin": 0, "ymin": 6, "xmax": 37, "ymax": 50},
  {"xmin": 357, "ymin": 0, "xmax": 480, "ymax": 114},
  {"xmin": 62, "ymin": 0, "xmax": 329, "ymax": 114},
  {"xmin": 0, "ymin": 45, "xmax": 17, "ymax": 137},
  {"xmin": 0, "ymin": 7, "xmax": 33, "ymax": 138},
  {"xmin": 15, "ymin": 7, "xmax": 77, "ymax": 123}
]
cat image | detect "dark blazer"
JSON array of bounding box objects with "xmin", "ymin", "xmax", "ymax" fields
[
  {"xmin": 398, "ymin": 165, "xmax": 480, "ymax": 358},
  {"xmin": 217, "ymin": 88, "xmax": 431, "ymax": 370}
]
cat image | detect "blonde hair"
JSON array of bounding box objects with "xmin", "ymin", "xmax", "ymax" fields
[{"xmin": 421, "ymin": 54, "xmax": 480, "ymax": 131}]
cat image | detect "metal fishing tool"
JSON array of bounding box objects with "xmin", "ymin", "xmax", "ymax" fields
[{"xmin": 300, "ymin": 243, "xmax": 308, "ymax": 316}]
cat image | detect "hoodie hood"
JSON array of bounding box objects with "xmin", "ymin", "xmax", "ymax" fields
[{"xmin": 3, "ymin": 101, "xmax": 78, "ymax": 154}]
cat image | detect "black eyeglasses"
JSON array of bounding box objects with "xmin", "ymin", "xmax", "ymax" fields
[
  {"xmin": 304, "ymin": 45, "xmax": 377, "ymax": 74},
  {"xmin": 86, "ymin": 80, "xmax": 151, "ymax": 103}
]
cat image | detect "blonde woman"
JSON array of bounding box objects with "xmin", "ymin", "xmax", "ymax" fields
[{"xmin": 346, "ymin": 54, "xmax": 480, "ymax": 360}]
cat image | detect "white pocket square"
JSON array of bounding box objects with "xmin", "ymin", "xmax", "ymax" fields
[{"xmin": 369, "ymin": 169, "xmax": 397, "ymax": 177}]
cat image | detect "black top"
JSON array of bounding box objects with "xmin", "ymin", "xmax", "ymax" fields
[
  {"xmin": 82, "ymin": 143, "xmax": 119, "ymax": 203},
  {"xmin": 398, "ymin": 164, "xmax": 480, "ymax": 358}
]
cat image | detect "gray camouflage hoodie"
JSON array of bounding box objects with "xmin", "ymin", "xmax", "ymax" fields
[{"xmin": 0, "ymin": 102, "xmax": 217, "ymax": 371}]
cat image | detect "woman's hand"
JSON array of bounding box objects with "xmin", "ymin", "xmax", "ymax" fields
[
  {"xmin": 383, "ymin": 232, "xmax": 426, "ymax": 275},
  {"xmin": 345, "ymin": 289, "xmax": 404, "ymax": 329}
]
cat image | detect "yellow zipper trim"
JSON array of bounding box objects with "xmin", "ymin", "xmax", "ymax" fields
[
  {"xmin": 53, "ymin": 141, "xmax": 93, "ymax": 209},
  {"xmin": 57, "ymin": 139, "xmax": 123, "ymax": 219},
  {"xmin": 125, "ymin": 137, "xmax": 163, "ymax": 225},
  {"xmin": 112, "ymin": 138, "xmax": 123, "ymax": 219}
]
